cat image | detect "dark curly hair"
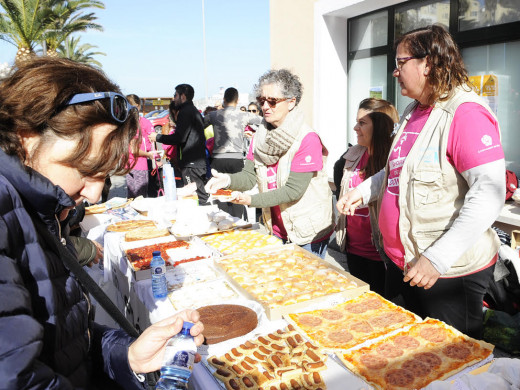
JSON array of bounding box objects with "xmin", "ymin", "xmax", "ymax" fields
[
  {"xmin": 0, "ymin": 57, "xmax": 139, "ymax": 176},
  {"xmin": 395, "ymin": 24, "xmax": 470, "ymax": 105}
]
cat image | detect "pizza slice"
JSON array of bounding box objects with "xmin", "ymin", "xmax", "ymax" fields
[{"xmin": 211, "ymin": 188, "xmax": 236, "ymax": 202}]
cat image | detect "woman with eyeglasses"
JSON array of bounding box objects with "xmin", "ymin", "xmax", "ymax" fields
[
  {"xmin": 337, "ymin": 24, "xmax": 505, "ymax": 338},
  {"xmin": 0, "ymin": 57, "xmax": 203, "ymax": 388},
  {"xmin": 206, "ymin": 69, "xmax": 334, "ymax": 258},
  {"xmin": 335, "ymin": 98, "xmax": 398, "ymax": 296}
]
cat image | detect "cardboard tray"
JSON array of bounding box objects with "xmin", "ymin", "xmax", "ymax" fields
[
  {"xmin": 121, "ymin": 236, "xmax": 212, "ymax": 281},
  {"xmin": 169, "ymin": 223, "xmax": 253, "ymax": 240},
  {"xmin": 511, "ymin": 229, "xmax": 520, "ymax": 249},
  {"xmin": 213, "ymin": 244, "xmax": 369, "ymax": 320}
]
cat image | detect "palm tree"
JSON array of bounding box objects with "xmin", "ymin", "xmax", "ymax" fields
[
  {"xmin": 0, "ymin": 0, "xmax": 53, "ymax": 64},
  {"xmin": 0, "ymin": 0, "xmax": 104, "ymax": 64},
  {"xmin": 58, "ymin": 35, "xmax": 104, "ymax": 67},
  {"xmin": 42, "ymin": 0, "xmax": 104, "ymax": 57}
]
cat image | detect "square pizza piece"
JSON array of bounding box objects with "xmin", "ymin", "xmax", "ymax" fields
[
  {"xmin": 339, "ymin": 318, "xmax": 494, "ymax": 390},
  {"xmin": 286, "ymin": 292, "xmax": 421, "ymax": 351}
]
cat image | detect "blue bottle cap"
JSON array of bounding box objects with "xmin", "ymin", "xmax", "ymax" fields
[
  {"xmin": 152, "ymin": 250, "xmax": 161, "ymax": 256},
  {"xmin": 181, "ymin": 321, "xmax": 194, "ymax": 335}
]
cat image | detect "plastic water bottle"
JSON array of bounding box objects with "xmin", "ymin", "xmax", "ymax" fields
[
  {"xmin": 163, "ymin": 163, "xmax": 177, "ymax": 201},
  {"xmin": 156, "ymin": 322, "xmax": 196, "ymax": 390},
  {"xmin": 151, "ymin": 250, "xmax": 168, "ymax": 299}
]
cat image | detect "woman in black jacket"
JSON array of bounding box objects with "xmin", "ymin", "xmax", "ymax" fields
[{"xmin": 0, "ymin": 57, "xmax": 203, "ymax": 389}]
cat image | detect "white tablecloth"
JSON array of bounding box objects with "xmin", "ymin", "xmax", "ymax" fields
[{"xmin": 84, "ymin": 214, "xmax": 507, "ymax": 390}]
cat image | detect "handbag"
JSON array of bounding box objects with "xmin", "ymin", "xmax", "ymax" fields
[{"xmin": 38, "ymin": 220, "xmax": 159, "ymax": 389}]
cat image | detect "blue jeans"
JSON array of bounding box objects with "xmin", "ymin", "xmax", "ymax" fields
[{"xmin": 276, "ymin": 236, "xmax": 328, "ymax": 259}]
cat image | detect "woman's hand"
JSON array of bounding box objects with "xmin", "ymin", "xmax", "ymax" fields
[
  {"xmin": 87, "ymin": 240, "xmax": 103, "ymax": 267},
  {"xmin": 336, "ymin": 188, "xmax": 362, "ymax": 215},
  {"xmin": 204, "ymin": 169, "xmax": 231, "ymax": 194},
  {"xmin": 148, "ymin": 132, "xmax": 158, "ymax": 143},
  {"xmin": 404, "ymin": 255, "xmax": 441, "ymax": 289},
  {"xmin": 127, "ymin": 309, "xmax": 204, "ymax": 374},
  {"xmin": 232, "ymin": 192, "xmax": 251, "ymax": 206}
]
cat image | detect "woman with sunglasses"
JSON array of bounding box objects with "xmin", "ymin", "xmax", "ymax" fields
[
  {"xmin": 206, "ymin": 69, "xmax": 334, "ymax": 258},
  {"xmin": 337, "ymin": 25, "xmax": 505, "ymax": 339},
  {"xmin": 247, "ymin": 101, "xmax": 261, "ymax": 116},
  {"xmin": 0, "ymin": 57, "xmax": 203, "ymax": 389}
]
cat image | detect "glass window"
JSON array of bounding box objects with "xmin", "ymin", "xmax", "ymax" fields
[
  {"xmin": 395, "ymin": 0, "xmax": 450, "ymax": 38},
  {"xmin": 463, "ymin": 40, "xmax": 520, "ymax": 175},
  {"xmin": 459, "ymin": 0, "xmax": 520, "ymax": 31},
  {"xmin": 350, "ymin": 11, "xmax": 388, "ymax": 51},
  {"xmin": 347, "ymin": 55, "xmax": 388, "ymax": 144}
]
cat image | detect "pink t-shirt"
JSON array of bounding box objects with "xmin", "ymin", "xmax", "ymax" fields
[
  {"xmin": 346, "ymin": 151, "xmax": 381, "ymax": 261},
  {"xmin": 379, "ymin": 103, "xmax": 504, "ymax": 269},
  {"xmin": 247, "ymin": 133, "xmax": 324, "ymax": 239},
  {"xmin": 128, "ymin": 117, "xmax": 154, "ymax": 171}
]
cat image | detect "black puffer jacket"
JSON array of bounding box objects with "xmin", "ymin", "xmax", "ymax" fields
[{"xmin": 0, "ymin": 149, "xmax": 143, "ymax": 389}]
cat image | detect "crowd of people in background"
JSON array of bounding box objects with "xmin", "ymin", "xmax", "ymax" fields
[{"xmin": 0, "ymin": 23, "xmax": 512, "ymax": 389}]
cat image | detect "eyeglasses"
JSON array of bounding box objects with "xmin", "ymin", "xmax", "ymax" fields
[
  {"xmin": 247, "ymin": 109, "xmax": 258, "ymax": 113},
  {"xmin": 256, "ymin": 96, "xmax": 288, "ymax": 108},
  {"xmin": 394, "ymin": 56, "xmax": 425, "ymax": 71},
  {"xmin": 67, "ymin": 92, "xmax": 136, "ymax": 123}
]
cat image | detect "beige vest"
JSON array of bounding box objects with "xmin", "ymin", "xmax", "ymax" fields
[
  {"xmin": 377, "ymin": 86, "xmax": 500, "ymax": 277},
  {"xmin": 254, "ymin": 125, "xmax": 334, "ymax": 245},
  {"xmin": 335, "ymin": 145, "xmax": 366, "ymax": 252}
]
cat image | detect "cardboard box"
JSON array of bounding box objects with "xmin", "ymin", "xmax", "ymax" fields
[
  {"xmin": 511, "ymin": 230, "xmax": 520, "ymax": 249},
  {"xmin": 214, "ymin": 244, "xmax": 369, "ymax": 320},
  {"xmin": 121, "ymin": 236, "xmax": 213, "ymax": 281}
]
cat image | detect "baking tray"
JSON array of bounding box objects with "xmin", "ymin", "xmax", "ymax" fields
[
  {"xmin": 121, "ymin": 236, "xmax": 209, "ymax": 281},
  {"xmin": 214, "ymin": 244, "xmax": 369, "ymax": 320}
]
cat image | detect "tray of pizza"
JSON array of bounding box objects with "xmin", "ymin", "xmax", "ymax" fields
[
  {"xmin": 164, "ymin": 239, "xmax": 214, "ymax": 267},
  {"xmin": 338, "ymin": 317, "xmax": 494, "ymax": 390},
  {"xmin": 214, "ymin": 244, "xmax": 369, "ymax": 320},
  {"xmin": 121, "ymin": 236, "xmax": 189, "ymax": 281},
  {"xmin": 284, "ymin": 292, "xmax": 421, "ymax": 352},
  {"xmin": 199, "ymin": 229, "xmax": 283, "ymax": 256}
]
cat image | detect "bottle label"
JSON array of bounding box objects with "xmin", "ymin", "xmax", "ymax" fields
[
  {"xmin": 162, "ymin": 337, "xmax": 196, "ymax": 375},
  {"xmin": 153, "ymin": 265, "xmax": 165, "ymax": 275}
]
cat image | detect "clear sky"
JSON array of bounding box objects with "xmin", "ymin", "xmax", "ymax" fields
[{"xmin": 0, "ymin": 0, "xmax": 270, "ymax": 100}]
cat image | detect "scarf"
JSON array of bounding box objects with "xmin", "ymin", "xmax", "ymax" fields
[{"xmin": 254, "ymin": 107, "xmax": 304, "ymax": 166}]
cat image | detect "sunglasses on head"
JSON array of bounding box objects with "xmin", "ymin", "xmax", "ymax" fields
[
  {"xmin": 256, "ymin": 96, "xmax": 288, "ymax": 108},
  {"xmin": 67, "ymin": 92, "xmax": 136, "ymax": 123}
]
